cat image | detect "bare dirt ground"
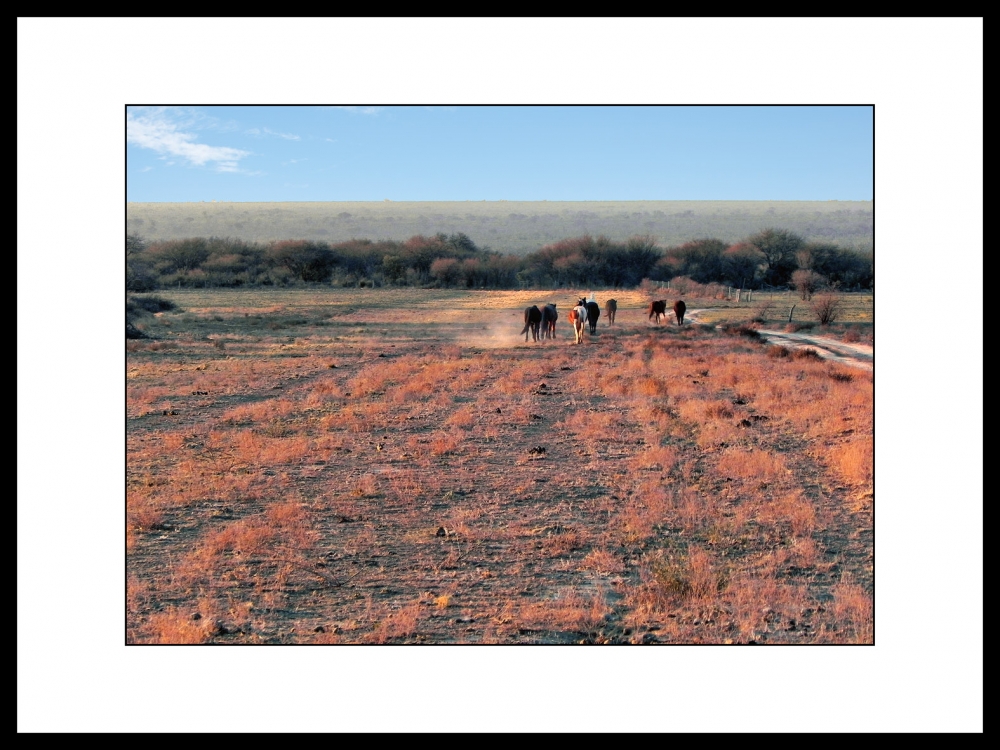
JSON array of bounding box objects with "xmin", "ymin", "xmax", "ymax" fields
[{"xmin": 127, "ymin": 290, "xmax": 873, "ymax": 645}]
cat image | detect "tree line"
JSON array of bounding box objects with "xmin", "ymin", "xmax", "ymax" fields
[{"xmin": 126, "ymin": 228, "xmax": 873, "ymax": 294}]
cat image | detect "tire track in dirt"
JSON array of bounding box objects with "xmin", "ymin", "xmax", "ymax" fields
[{"xmin": 685, "ymin": 309, "xmax": 874, "ymax": 371}]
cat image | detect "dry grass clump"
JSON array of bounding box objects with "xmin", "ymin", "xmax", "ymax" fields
[
  {"xmin": 715, "ymin": 447, "xmax": 788, "ymax": 484},
  {"xmin": 724, "ymin": 572, "xmax": 810, "ymax": 642},
  {"xmin": 754, "ymin": 490, "xmax": 818, "ymax": 538},
  {"xmin": 649, "ymin": 548, "xmax": 700, "ymax": 600},
  {"xmin": 444, "ymin": 404, "xmax": 477, "ymax": 429},
  {"xmin": 364, "ymin": 599, "xmax": 426, "ymax": 644},
  {"xmin": 429, "ymin": 429, "xmax": 464, "ymax": 456},
  {"xmin": 141, "ymin": 608, "xmax": 214, "ymax": 644},
  {"xmin": 632, "ymin": 376, "xmax": 671, "ymax": 398},
  {"xmin": 675, "ymin": 397, "xmax": 735, "ymax": 424},
  {"xmin": 516, "ymin": 590, "xmax": 610, "ymax": 636},
  {"xmin": 630, "ymin": 445, "xmax": 679, "ymax": 473},
  {"xmin": 351, "ymin": 473, "xmax": 380, "ymax": 498},
  {"xmin": 555, "ymin": 409, "xmax": 618, "ymax": 441},
  {"xmin": 826, "ymin": 436, "xmax": 874, "ymax": 487},
  {"xmin": 830, "ymin": 577, "xmax": 874, "ymax": 643},
  {"xmin": 581, "ymin": 548, "xmax": 626, "ymax": 575}
]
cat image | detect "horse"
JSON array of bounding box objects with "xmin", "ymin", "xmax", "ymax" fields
[
  {"xmin": 568, "ymin": 305, "xmax": 587, "ymax": 344},
  {"xmin": 605, "ymin": 299, "xmax": 617, "ymax": 326},
  {"xmin": 648, "ymin": 299, "xmax": 667, "ymax": 324},
  {"xmin": 521, "ymin": 305, "xmax": 542, "ymax": 342},
  {"xmin": 578, "ymin": 298, "xmax": 601, "ymax": 334},
  {"xmin": 673, "ymin": 300, "xmax": 686, "ymax": 326},
  {"xmin": 541, "ymin": 304, "xmax": 558, "ymax": 339}
]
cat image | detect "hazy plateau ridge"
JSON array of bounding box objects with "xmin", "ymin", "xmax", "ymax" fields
[{"xmin": 127, "ymin": 200, "xmax": 873, "ymax": 254}]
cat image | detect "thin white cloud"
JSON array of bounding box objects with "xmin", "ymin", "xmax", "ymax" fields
[
  {"xmin": 327, "ymin": 106, "xmax": 384, "ymax": 115},
  {"xmin": 127, "ymin": 107, "xmax": 251, "ymax": 171},
  {"xmin": 139, "ymin": 166, "xmax": 152, "ymax": 172},
  {"xmin": 282, "ymin": 158, "xmax": 307, "ymax": 165},
  {"xmin": 247, "ymin": 126, "xmax": 301, "ymax": 140},
  {"xmin": 267, "ymin": 127, "xmax": 300, "ymax": 140}
]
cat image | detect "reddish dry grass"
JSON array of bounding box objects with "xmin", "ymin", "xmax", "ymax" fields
[{"xmin": 127, "ymin": 289, "xmax": 872, "ymax": 644}]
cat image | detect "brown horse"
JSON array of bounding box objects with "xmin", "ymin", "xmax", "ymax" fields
[
  {"xmin": 673, "ymin": 300, "xmax": 686, "ymax": 326},
  {"xmin": 605, "ymin": 299, "xmax": 617, "ymax": 326},
  {"xmin": 648, "ymin": 300, "xmax": 667, "ymax": 324},
  {"xmin": 541, "ymin": 304, "xmax": 558, "ymax": 339},
  {"xmin": 521, "ymin": 305, "xmax": 542, "ymax": 342}
]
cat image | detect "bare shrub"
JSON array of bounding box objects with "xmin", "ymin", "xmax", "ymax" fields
[
  {"xmin": 720, "ymin": 322, "xmax": 762, "ymax": 340},
  {"xmin": 811, "ymin": 294, "xmax": 842, "ymax": 325},
  {"xmin": 651, "ymin": 554, "xmax": 691, "ymax": 599},
  {"xmin": 752, "ymin": 299, "xmax": 775, "ymax": 323},
  {"xmin": 791, "ymin": 269, "xmax": 827, "ymax": 301},
  {"xmin": 792, "ymin": 347, "xmax": 823, "ymax": 361}
]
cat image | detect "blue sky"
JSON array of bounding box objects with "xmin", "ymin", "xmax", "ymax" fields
[{"xmin": 126, "ymin": 105, "xmax": 873, "ymax": 203}]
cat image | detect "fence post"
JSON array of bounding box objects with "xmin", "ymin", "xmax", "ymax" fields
[{"xmin": 788, "ymin": 304, "xmax": 796, "ymax": 323}]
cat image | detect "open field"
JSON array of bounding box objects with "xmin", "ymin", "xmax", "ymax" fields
[
  {"xmin": 126, "ymin": 199, "xmax": 874, "ymax": 253},
  {"xmin": 127, "ymin": 288, "xmax": 873, "ymax": 644}
]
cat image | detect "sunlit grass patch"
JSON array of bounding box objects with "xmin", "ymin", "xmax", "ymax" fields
[{"xmin": 715, "ymin": 447, "xmax": 788, "ymax": 484}]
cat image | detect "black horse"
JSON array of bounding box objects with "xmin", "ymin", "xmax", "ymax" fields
[
  {"xmin": 541, "ymin": 304, "xmax": 558, "ymax": 339},
  {"xmin": 521, "ymin": 305, "xmax": 542, "ymax": 341},
  {"xmin": 578, "ymin": 298, "xmax": 601, "ymax": 334}
]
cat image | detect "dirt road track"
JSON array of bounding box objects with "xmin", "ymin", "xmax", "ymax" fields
[{"xmin": 686, "ymin": 310, "xmax": 874, "ymax": 371}]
